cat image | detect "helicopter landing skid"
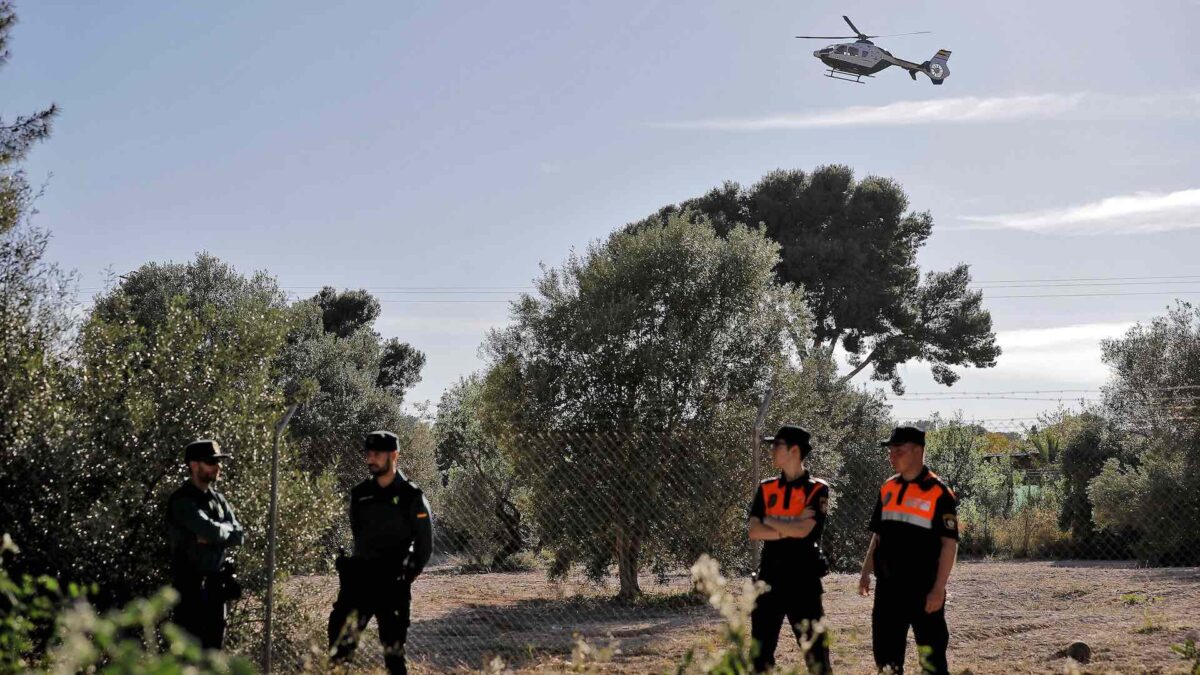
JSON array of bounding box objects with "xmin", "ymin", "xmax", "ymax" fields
[{"xmin": 824, "ymin": 69, "xmax": 872, "ymax": 83}]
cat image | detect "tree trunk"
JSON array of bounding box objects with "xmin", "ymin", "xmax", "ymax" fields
[
  {"xmin": 492, "ymin": 497, "xmax": 523, "ymax": 567},
  {"xmin": 837, "ymin": 348, "xmax": 879, "ymax": 384},
  {"xmin": 616, "ymin": 529, "xmax": 642, "ymax": 599}
]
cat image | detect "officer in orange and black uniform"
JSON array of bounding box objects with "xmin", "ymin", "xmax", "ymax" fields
[
  {"xmin": 858, "ymin": 426, "xmax": 959, "ymax": 675},
  {"xmin": 747, "ymin": 425, "xmax": 832, "ymax": 674}
]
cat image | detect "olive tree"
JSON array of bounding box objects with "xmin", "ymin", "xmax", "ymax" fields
[
  {"xmin": 630, "ymin": 166, "xmax": 1000, "ymax": 393},
  {"xmin": 485, "ymin": 213, "xmax": 804, "ymax": 598}
]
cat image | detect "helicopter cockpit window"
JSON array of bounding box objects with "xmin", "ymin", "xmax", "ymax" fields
[
  {"xmin": 835, "ymin": 45, "xmax": 847, "ymax": 54},
  {"xmin": 847, "ymin": 47, "xmax": 859, "ymax": 56}
]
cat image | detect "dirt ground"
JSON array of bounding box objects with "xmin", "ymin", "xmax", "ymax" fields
[{"xmin": 283, "ymin": 560, "xmax": 1200, "ymax": 674}]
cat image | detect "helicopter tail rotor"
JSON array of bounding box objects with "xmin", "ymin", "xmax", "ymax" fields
[{"xmin": 924, "ymin": 49, "xmax": 951, "ymax": 84}]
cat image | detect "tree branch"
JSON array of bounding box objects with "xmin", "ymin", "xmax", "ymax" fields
[{"xmin": 837, "ymin": 347, "xmax": 878, "ymax": 384}]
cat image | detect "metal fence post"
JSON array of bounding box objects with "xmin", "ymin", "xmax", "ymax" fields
[
  {"xmin": 263, "ymin": 403, "xmax": 299, "ymax": 674},
  {"xmin": 751, "ymin": 387, "xmax": 773, "ymax": 571}
]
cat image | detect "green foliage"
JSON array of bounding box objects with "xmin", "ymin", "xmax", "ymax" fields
[
  {"xmin": 311, "ymin": 286, "xmax": 381, "ymax": 338},
  {"xmin": 1118, "ymin": 592, "xmax": 1156, "ymax": 606},
  {"xmin": 629, "ymin": 166, "xmax": 999, "ymax": 393},
  {"xmin": 1057, "ymin": 412, "xmax": 1122, "ymax": 543},
  {"xmin": 0, "ymin": 8, "xmax": 77, "ymax": 593},
  {"xmin": 65, "ymin": 290, "xmax": 312, "ymax": 602},
  {"xmin": 1081, "ymin": 302, "xmax": 1200, "ymax": 565},
  {"xmin": 486, "ymin": 214, "xmax": 803, "ymax": 596},
  {"xmin": 2, "ymin": 253, "xmax": 344, "ymax": 660},
  {"xmin": 2, "ymin": 534, "xmax": 253, "ymax": 674},
  {"xmin": 0, "ymin": 210, "xmax": 77, "ymax": 536},
  {"xmin": 280, "ymin": 290, "xmax": 433, "ymax": 505},
  {"xmin": 923, "ymin": 414, "xmax": 1013, "ymax": 555},
  {"xmin": 1170, "ymin": 638, "xmax": 1200, "ymax": 675},
  {"xmin": 0, "ymin": 535, "xmax": 88, "ymax": 673},
  {"xmin": 379, "ymin": 337, "xmax": 426, "ymax": 395},
  {"xmin": 994, "ymin": 480, "xmax": 1067, "ymax": 559},
  {"xmin": 48, "ymin": 588, "xmax": 255, "ymax": 674},
  {"xmin": 435, "ymin": 375, "xmax": 528, "ymax": 569},
  {"xmin": 90, "ymin": 253, "xmax": 290, "ymax": 343},
  {"xmin": 765, "ymin": 355, "xmax": 892, "ymax": 573},
  {"xmin": 0, "ymin": 1, "xmax": 58, "ymax": 171}
]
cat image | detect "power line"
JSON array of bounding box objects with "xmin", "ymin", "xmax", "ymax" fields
[
  {"xmin": 893, "ymin": 386, "xmax": 1200, "ymax": 395},
  {"xmin": 973, "ymin": 280, "xmax": 1200, "ymax": 289},
  {"xmin": 986, "ymin": 291, "xmax": 1200, "ymax": 299},
  {"xmin": 68, "ymin": 289, "xmax": 1200, "ymax": 302},
  {"xmin": 892, "ymin": 393, "xmax": 1099, "ymax": 398},
  {"xmin": 971, "ymin": 274, "xmax": 1200, "ymax": 283},
  {"xmin": 69, "ymin": 274, "xmax": 1200, "ymax": 293}
]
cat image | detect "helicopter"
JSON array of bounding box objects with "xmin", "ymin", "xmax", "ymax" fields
[{"xmin": 796, "ymin": 16, "xmax": 951, "ymax": 84}]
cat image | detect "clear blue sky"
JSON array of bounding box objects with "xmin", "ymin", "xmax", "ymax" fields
[{"xmin": 6, "ymin": 0, "xmax": 1199, "ymax": 425}]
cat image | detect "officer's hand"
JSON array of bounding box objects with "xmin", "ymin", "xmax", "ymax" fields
[
  {"xmin": 799, "ymin": 507, "xmax": 817, "ymax": 521},
  {"xmin": 925, "ymin": 586, "xmax": 946, "ymax": 613},
  {"xmin": 857, "ymin": 572, "xmax": 872, "ymax": 597}
]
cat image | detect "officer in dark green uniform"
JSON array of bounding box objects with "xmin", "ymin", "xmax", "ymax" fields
[
  {"xmin": 166, "ymin": 439, "xmax": 244, "ymax": 650},
  {"xmin": 747, "ymin": 425, "xmax": 833, "ymax": 674},
  {"xmin": 328, "ymin": 430, "xmax": 433, "ymax": 675}
]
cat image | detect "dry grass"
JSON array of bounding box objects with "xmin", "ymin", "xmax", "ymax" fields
[{"xmin": 279, "ymin": 560, "xmax": 1200, "ymax": 674}]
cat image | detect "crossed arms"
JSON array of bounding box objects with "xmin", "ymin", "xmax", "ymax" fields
[{"xmin": 747, "ymin": 507, "xmax": 818, "ymax": 541}]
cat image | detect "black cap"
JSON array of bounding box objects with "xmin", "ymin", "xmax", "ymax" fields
[
  {"xmin": 762, "ymin": 425, "xmax": 812, "ymax": 451},
  {"xmin": 881, "ymin": 426, "xmax": 925, "ymax": 447},
  {"xmin": 184, "ymin": 439, "xmax": 230, "ymax": 463},
  {"xmin": 364, "ymin": 430, "xmax": 399, "ymax": 453}
]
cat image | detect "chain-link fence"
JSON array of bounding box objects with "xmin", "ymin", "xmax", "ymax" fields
[{"xmin": 241, "ymin": 410, "xmax": 1200, "ymax": 673}]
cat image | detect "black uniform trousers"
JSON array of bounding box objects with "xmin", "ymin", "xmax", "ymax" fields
[
  {"xmin": 328, "ymin": 576, "xmax": 412, "ymax": 675},
  {"xmin": 871, "ymin": 582, "xmax": 949, "ymax": 675},
  {"xmin": 171, "ymin": 573, "xmax": 227, "ymax": 650},
  {"xmin": 749, "ymin": 577, "xmax": 831, "ymax": 674}
]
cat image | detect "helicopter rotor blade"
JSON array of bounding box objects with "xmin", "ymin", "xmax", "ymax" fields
[
  {"xmin": 865, "ymin": 31, "xmax": 933, "ymax": 38},
  {"xmin": 795, "ymin": 35, "xmax": 859, "ymax": 39},
  {"xmin": 842, "ymin": 15, "xmax": 866, "ymax": 38}
]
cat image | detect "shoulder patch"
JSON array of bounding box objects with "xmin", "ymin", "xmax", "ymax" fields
[{"xmin": 943, "ymin": 512, "xmax": 958, "ymax": 531}]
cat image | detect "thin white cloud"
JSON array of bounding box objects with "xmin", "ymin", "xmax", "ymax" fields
[
  {"xmin": 848, "ymin": 322, "xmax": 1132, "ymax": 389},
  {"xmin": 963, "ymin": 189, "xmax": 1200, "ymax": 235},
  {"xmin": 997, "ymin": 322, "xmax": 1134, "ymax": 350},
  {"xmin": 982, "ymin": 322, "xmax": 1133, "ymax": 384},
  {"xmin": 651, "ymin": 92, "xmax": 1199, "ymax": 131}
]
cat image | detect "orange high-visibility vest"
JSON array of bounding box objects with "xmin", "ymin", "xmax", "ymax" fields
[
  {"xmin": 878, "ymin": 473, "xmax": 949, "ymax": 530},
  {"xmin": 760, "ymin": 478, "xmax": 825, "ymax": 520}
]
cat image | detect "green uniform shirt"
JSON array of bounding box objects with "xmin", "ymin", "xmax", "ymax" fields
[{"xmin": 167, "ymin": 480, "xmax": 244, "ymax": 575}]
